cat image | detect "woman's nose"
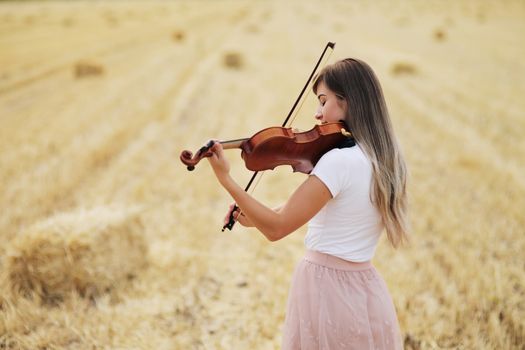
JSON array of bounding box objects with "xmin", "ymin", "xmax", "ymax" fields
[{"xmin": 314, "ymin": 107, "xmax": 323, "ymax": 120}]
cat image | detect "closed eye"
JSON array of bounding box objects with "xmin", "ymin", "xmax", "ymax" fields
[{"xmin": 317, "ymin": 93, "xmax": 327, "ymax": 106}]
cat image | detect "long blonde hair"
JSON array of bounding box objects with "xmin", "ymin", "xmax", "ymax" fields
[{"xmin": 313, "ymin": 58, "xmax": 409, "ymax": 247}]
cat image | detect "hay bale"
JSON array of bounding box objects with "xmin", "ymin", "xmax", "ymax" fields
[
  {"xmin": 223, "ymin": 52, "xmax": 244, "ymax": 69},
  {"xmin": 433, "ymin": 28, "xmax": 446, "ymax": 42},
  {"xmin": 62, "ymin": 17, "xmax": 74, "ymax": 27},
  {"xmin": 390, "ymin": 61, "xmax": 418, "ymax": 76},
  {"xmin": 172, "ymin": 30, "xmax": 185, "ymax": 42},
  {"xmin": 3, "ymin": 206, "xmax": 147, "ymax": 304},
  {"xmin": 73, "ymin": 61, "xmax": 105, "ymax": 78},
  {"xmin": 245, "ymin": 23, "xmax": 259, "ymax": 33}
]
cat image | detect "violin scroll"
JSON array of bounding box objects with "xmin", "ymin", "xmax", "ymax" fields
[{"xmin": 180, "ymin": 141, "xmax": 215, "ymax": 171}]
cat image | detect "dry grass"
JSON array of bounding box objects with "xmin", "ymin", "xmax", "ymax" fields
[{"xmin": 0, "ymin": 0, "xmax": 524, "ymax": 349}]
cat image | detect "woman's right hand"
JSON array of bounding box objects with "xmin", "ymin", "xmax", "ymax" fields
[{"xmin": 224, "ymin": 203, "xmax": 254, "ymax": 227}]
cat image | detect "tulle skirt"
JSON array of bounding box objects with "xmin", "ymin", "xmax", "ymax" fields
[{"xmin": 282, "ymin": 250, "xmax": 402, "ymax": 350}]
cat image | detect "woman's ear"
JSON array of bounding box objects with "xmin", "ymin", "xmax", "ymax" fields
[{"xmin": 337, "ymin": 96, "xmax": 348, "ymax": 113}]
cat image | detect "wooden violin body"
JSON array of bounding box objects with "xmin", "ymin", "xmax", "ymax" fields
[{"xmin": 180, "ymin": 121, "xmax": 351, "ymax": 174}]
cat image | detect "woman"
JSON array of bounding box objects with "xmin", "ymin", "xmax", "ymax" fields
[{"xmin": 206, "ymin": 58, "xmax": 408, "ymax": 349}]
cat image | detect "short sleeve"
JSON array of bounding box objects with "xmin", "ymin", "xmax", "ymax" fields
[{"xmin": 310, "ymin": 149, "xmax": 351, "ymax": 198}]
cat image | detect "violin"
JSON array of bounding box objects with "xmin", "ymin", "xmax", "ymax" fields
[
  {"xmin": 181, "ymin": 41, "xmax": 338, "ymax": 231},
  {"xmin": 180, "ymin": 121, "xmax": 353, "ymax": 174}
]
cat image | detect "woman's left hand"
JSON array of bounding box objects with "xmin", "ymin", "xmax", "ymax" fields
[{"xmin": 207, "ymin": 141, "xmax": 230, "ymax": 182}]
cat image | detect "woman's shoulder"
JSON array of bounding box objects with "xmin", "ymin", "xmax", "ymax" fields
[
  {"xmin": 312, "ymin": 144, "xmax": 371, "ymax": 192},
  {"xmin": 321, "ymin": 144, "xmax": 368, "ymax": 166}
]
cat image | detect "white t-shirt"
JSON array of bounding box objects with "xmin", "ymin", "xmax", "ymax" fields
[{"xmin": 305, "ymin": 144, "xmax": 384, "ymax": 262}]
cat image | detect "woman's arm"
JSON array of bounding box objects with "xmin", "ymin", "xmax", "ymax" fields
[
  {"xmin": 208, "ymin": 142, "xmax": 332, "ymax": 241},
  {"xmin": 224, "ymin": 204, "xmax": 284, "ymax": 228},
  {"xmin": 220, "ymin": 175, "xmax": 331, "ymax": 241}
]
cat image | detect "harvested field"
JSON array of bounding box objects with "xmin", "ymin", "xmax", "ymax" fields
[{"xmin": 1, "ymin": 0, "xmax": 524, "ymax": 349}]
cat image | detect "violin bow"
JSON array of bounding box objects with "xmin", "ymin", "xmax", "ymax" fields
[{"xmin": 222, "ymin": 41, "xmax": 336, "ymax": 231}]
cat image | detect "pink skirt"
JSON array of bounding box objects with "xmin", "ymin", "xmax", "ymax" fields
[{"xmin": 282, "ymin": 250, "xmax": 402, "ymax": 350}]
